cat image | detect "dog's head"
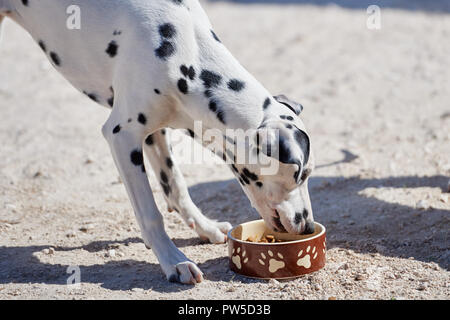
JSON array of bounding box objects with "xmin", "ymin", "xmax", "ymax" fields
[{"xmin": 231, "ymin": 95, "xmax": 315, "ymax": 235}]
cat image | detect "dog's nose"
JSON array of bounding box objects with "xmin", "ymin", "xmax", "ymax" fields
[{"xmin": 303, "ymin": 221, "xmax": 315, "ymax": 235}]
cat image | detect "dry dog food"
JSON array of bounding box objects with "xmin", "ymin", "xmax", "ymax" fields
[{"xmin": 245, "ymin": 234, "xmax": 286, "ymax": 243}]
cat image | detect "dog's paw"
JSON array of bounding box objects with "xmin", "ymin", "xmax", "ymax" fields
[
  {"xmin": 166, "ymin": 261, "xmax": 204, "ymax": 285},
  {"xmin": 195, "ymin": 218, "xmax": 232, "ymax": 244},
  {"xmin": 157, "ymin": 244, "xmax": 204, "ymax": 285},
  {"xmin": 162, "ymin": 258, "xmax": 204, "ymax": 285}
]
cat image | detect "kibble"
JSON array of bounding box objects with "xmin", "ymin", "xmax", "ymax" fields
[{"xmin": 245, "ymin": 234, "xmax": 286, "ymax": 243}]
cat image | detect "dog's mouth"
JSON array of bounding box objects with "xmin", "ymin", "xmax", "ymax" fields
[{"xmin": 271, "ymin": 209, "xmax": 287, "ymax": 233}]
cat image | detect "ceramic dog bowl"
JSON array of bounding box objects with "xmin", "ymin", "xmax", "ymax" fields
[{"xmin": 227, "ymin": 220, "xmax": 326, "ymax": 279}]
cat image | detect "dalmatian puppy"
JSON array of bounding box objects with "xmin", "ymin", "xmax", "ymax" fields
[{"xmin": 0, "ymin": 0, "xmax": 314, "ymax": 284}]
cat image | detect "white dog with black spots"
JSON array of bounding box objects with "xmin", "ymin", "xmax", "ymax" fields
[{"xmin": 0, "ymin": 0, "xmax": 315, "ymax": 284}]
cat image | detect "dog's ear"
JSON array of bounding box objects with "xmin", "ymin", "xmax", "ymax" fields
[
  {"xmin": 274, "ymin": 95, "xmax": 303, "ymax": 115},
  {"xmin": 294, "ymin": 128, "xmax": 310, "ymax": 167}
]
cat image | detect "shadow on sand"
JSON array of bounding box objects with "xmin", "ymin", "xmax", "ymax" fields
[{"xmin": 0, "ymin": 154, "xmax": 448, "ymax": 291}]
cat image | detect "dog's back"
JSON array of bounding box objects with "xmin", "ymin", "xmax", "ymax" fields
[{"xmin": 2, "ymin": 0, "xmax": 206, "ymax": 108}]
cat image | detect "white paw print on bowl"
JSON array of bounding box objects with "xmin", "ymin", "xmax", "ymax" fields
[
  {"xmin": 258, "ymin": 250, "xmax": 285, "ymax": 273},
  {"xmin": 231, "ymin": 247, "xmax": 248, "ymax": 270},
  {"xmin": 297, "ymin": 245, "xmax": 318, "ymax": 269}
]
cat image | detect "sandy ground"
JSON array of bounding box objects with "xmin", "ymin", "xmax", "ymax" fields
[{"xmin": 0, "ymin": 1, "xmax": 449, "ymax": 300}]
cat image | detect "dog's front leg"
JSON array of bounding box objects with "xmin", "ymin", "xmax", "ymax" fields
[
  {"xmin": 102, "ymin": 111, "xmax": 203, "ymax": 284},
  {"xmin": 144, "ymin": 129, "xmax": 232, "ymax": 243}
]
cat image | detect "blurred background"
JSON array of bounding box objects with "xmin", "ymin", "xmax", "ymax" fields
[{"xmin": 0, "ymin": 0, "xmax": 448, "ymax": 299}]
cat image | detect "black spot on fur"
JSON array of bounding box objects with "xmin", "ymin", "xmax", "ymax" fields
[
  {"xmin": 107, "ymin": 96, "xmax": 114, "ymax": 107},
  {"xmin": 177, "ymin": 78, "xmax": 188, "ymax": 94},
  {"xmin": 170, "ymin": 0, "xmax": 183, "ymax": 5},
  {"xmin": 88, "ymin": 94, "xmax": 98, "ymax": 102},
  {"xmin": 154, "ymin": 89, "xmax": 161, "ymax": 94},
  {"xmin": 49, "ymin": 52, "xmax": 61, "ymax": 66},
  {"xmin": 22, "ymin": 0, "xmax": 28, "ymax": 6},
  {"xmin": 113, "ymin": 125, "xmax": 121, "ymax": 134},
  {"xmin": 166, "ymin": 157, "xmax": 173, "ymax": 169},
  {"xmin": 216, "ymin": 110, "xmax": 226, "ymax": 124},
  {"xmin": 294, "ymin": 212, "xmax": 303, "ymax": 225},
  {"xmin": 209, "ymin": 99, "xmax": 226, "ymax": 124},
  {"xmin": 256, "ymin": 181, "xmax": 263, "ymax": 188},
  {"xmin": 278, "ymin": 135, "xmax": 292, "ymax": 164},
  {"xmin": 145, "ymin": 134, "xmax": 154, "ymax": 145},
  {"xmin": 155, "ymin": 41, "xmax": 175, "ymax": 60},
  {"xmin": 208, "ymin": 100, "xmax": 218, "ymax": 112},
  {"xmin": 159, "ymin": 23, "xmax": 176, "ymax": 39},
  {"xmin": 231, "ymin": 164, "xmax": 239, "ymax": 173},
  {"xmin": 263, "ymin": 97, "xmax": 271, "ymax": 110},
  {"xmin": 227, "ymin": 79, "xmax": 245, "ymax": 92},
  {"xmin": 187, "ymin": 129, "xmax": 195, "ymax": 138},
  {"xmin": 211, "ymin": 30, "xmax": 221, "ymax": 43},
  {"xmin": 180, "ymin": 65, "xmax": 196, "ymax": 80},
  {"xmin": 130, "ymin": 150, "xmax": 144, "ymax": 166},
  {"xmin": 285, "ymin": 124, "xmax": 293, "ymax": 129},
  {"xmin": 161, "ymin": 128, "xmax": 166, "ymax": 135},
  {"xmin": 204, "ymin": 90, "xmax": 213, "ymax": 98},
  {"xmin": 138, "ymin": 113, "xmax": 147, "ymax": 125},
  {"xmin": 130, "ymin": 150, "xmax": 146, "ymax": 172},
  {"xmin": 303, "ymin": 209, "xmax": 309, "ymax": 219},
  {"xmin": 83, "ymin": 91, "xmax": 98, "ymax": 102},
  {"xmin": 280, "ymin": 115, "xmax": 294, "ymax": 122},
  {"xmin": 161, "ymin": 183, "xmax": 171, "ymax": 196},
  {"xmin": 256, "ymin": 132, "xmax": 261, "ymax": 149},
  {"xmin": 187, "ymin": 66, "xmax": 196, "ymax": 80},
  {"xmin": 240, "ymin": 173, "xmax": 250, "ymax": 185},
  {"xmin": 221, "ymin": 152, "xmax": 227, "ymax": 162},
  {"xmin": 113, "ymin": 30, "xmax": 122, "ymax": 36},
  {"xmin": 180, "ymin": 65, "xmax": 188, "ymax": 77},
  {"xmin": 200, "ymin": 70, "xmax": 222, "ymax": 88},
  {"xmin": 105, "ymin": 40, "xmax": 118, "ymax": 58},
  {"xmin": 160, "ymin": 170, "xmax": 169, "ymax": 184},
  {"xmin": 243, "ymin": 168, "xmax": 258, "ymax": 181},
  {"xmin": 38, "ymin": 40, "xmax": 46, "ymax": 52}
]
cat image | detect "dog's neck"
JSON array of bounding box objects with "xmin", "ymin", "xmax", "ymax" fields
[{"xmin": 176, "ymin": 29, "xmax": 274, "ymax": 133}]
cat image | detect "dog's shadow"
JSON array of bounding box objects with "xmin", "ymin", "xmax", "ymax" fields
[
  {"xmin": 0, "ymin": 237, "xmax": 235, "ymax": 292},
  {"xmin": 0, "ymin": 150, "xmax": 449, "ymax": 292}
]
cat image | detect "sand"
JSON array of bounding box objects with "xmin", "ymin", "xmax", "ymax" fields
[{"xmin": 0, "ymin": 1, "xmax": 449, "ymax": 299}]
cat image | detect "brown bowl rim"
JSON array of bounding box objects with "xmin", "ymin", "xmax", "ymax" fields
[{"xmin": 227, "ymin": 220, "xmax": 326, "ymax": 246}]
